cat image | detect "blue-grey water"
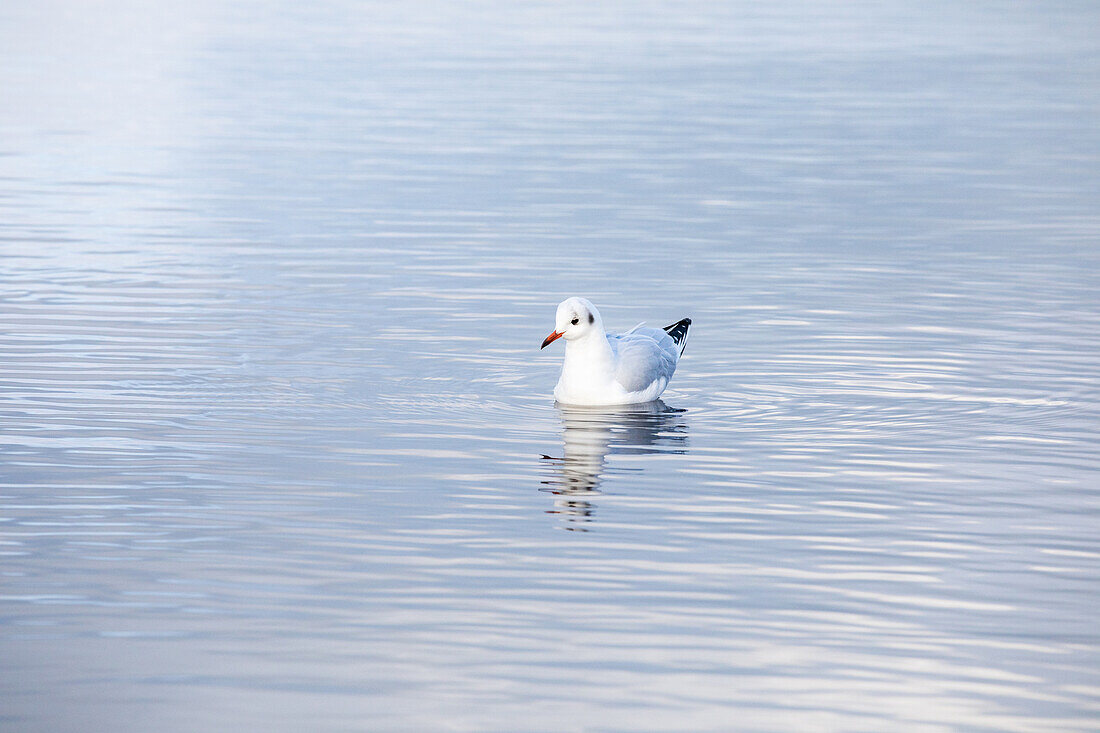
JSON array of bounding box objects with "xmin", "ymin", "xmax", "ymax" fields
[{"xmin": 3, "ymin": 1, "xmax": 1099, "ymax": 731}]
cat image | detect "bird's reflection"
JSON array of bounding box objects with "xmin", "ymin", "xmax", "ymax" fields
[{"xmin": 540, "ymin": 400, "xmax": 689, "ymax": 531}]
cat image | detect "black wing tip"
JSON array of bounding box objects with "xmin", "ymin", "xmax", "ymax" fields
[
  {"xmin": 662, "ymin": 317, "xmax": 692, "ymax": 334},
  {"xmin": 662, "ymin": 317, "xmax": 692, "ymax": 355}
]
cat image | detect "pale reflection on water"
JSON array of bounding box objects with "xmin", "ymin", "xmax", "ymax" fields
[
  {"xmin": 541, "ymin": 402, "xmax": 688, "ymax": 529},
  {"xmin": 2, "ymin": 0, "xmax": 1099, "ymax": 730}
]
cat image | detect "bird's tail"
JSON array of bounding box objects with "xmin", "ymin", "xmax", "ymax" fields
[{"xmin": 662, "ymin": 318, "xmax": 691, "ymax": 356}]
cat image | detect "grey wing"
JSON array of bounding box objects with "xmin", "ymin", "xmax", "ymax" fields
[{"xmin": 609, "ymin": 330, "xmax": 679, "ymax": 393}]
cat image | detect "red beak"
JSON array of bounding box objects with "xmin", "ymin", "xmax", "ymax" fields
[{"xmin": 541, "ymin": 330, "xmax": 564, "ymax": 349}]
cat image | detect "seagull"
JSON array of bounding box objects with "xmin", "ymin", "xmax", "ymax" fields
[{"xmin": 540, "ymin": 297, "xmax": 691, "ymax": 406}]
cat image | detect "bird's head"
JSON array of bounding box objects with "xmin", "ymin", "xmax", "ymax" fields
[{"xmin": 541, "ymin": 297, "xmax": 603, "ymax": 349}]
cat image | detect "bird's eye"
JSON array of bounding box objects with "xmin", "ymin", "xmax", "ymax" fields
[{"xmin": 571, "ymin": 317, "xmax": 579, "ymax": 326}]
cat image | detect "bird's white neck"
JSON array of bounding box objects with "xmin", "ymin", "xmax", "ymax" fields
[{"xmin": 561, "ymin": 330, "xmax": 614, "ymax": 381}]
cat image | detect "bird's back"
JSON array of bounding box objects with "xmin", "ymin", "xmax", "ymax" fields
[{"xmin": 608, "ymin": 327, "xmax": 680, "ymax": 394}]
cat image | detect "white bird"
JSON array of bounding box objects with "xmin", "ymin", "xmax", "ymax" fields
[{"xmin": 540, "ymin": 297, "xmax": 691, "ymax": 406}]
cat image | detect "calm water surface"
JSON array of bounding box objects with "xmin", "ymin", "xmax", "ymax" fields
[{"xmin": 2, "ymin": 1, "xmax": 1099, "ymax": 730}]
